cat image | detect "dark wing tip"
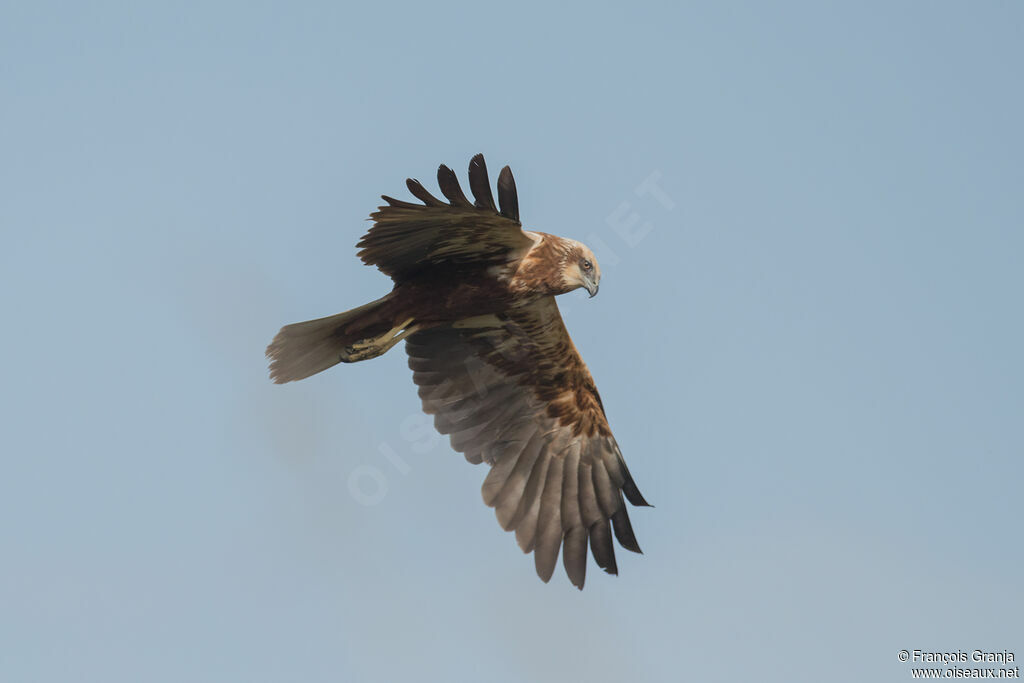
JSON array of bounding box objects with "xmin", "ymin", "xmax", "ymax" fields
[
  {"xmin": 622, "ymin": 476, "xmax": 652, "ymax": 507},
  {"xmin": 611, "ymin": 507, "xmax": 643, "ymax": 554},
  {"xmin": 468, "ymin": 154, "xmax": 497, "ymax": 211},
  {"xmin": 437, "ymin": 164, "xmax": 472, "ymax": 207},
  {"xmin": 497, "ymin": 165, "xmax": 520, "ymax": 223},
  {"xmin": 380, "ymin": 194, "xmax": 419, "ymax": 209},
  {"xmin": 589, "ymin": 521, "xmax": 619, "ymax": 575},
  {"xmin": 406, "ymin": 178, "xmax": 445, "ymax": 207}
]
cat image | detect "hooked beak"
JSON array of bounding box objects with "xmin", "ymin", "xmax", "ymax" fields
[{"xmin": 584, "ymin": 279, "xmax": 599, "ymax": 298}]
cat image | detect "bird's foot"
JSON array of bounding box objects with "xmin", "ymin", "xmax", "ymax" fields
[{"xmin": 341, "ymin": 318, "xmax": 418, "ymax": 363}]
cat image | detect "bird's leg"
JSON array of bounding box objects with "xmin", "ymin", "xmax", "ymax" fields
[{"xmin": 342, "ymin": 317, "xmax": 420, "ymax": 362}]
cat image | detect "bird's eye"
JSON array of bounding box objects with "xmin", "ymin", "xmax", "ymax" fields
[{"xmin": 581, "ymin": 259, "xmax": 592, "ymax": 271}]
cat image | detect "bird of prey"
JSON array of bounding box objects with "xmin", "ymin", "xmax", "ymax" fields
[{"xmin": 266, "ymin": 154, "xmax": 649, "ymax": 589}]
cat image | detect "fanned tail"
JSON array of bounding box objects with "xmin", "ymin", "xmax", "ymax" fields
[{"xmin": 266, "ymin": 294, "xmax": 397, "ymax": 383}]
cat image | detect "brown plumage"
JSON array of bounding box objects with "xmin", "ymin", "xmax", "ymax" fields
[{"xmin": 266, "ymin": 154, "xmax": 650, "ymax": 589}]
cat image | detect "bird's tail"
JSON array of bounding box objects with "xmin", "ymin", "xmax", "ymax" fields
[{"xmin": 266, "ymin": 294, "xmax": 405, "ymax": 383}]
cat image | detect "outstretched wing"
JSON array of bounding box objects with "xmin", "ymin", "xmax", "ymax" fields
[
  {"xmin": 405, "ymin": 297, "xmax": 650, "ymax": 589},
  {"xmin": 358, "ymin": 154, "xmax": 533, "ymax": 280}
]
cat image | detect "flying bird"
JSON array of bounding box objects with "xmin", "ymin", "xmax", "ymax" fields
[{"xmin": 266, "ymin": 154, "xmax": 649, "ymax": 588}]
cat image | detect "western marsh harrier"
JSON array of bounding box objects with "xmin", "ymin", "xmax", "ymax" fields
[{"xmin": 267, "ymin": 155, "xmax": 649, "ymax": 588}]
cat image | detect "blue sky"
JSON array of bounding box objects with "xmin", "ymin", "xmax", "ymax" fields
[{"xmin": 2, "ymin": 2, "xmax": 1021, "ymax": 681}]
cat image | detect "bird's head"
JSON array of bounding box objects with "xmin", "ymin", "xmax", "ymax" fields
[{"xmin": 560, "ymin": 240, "xmax": 601, "ymax": 298}]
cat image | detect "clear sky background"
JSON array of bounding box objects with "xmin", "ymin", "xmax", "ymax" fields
[{"xmin": 2, "ymin": 2, "xmax": 1021, "ymax": 682}]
